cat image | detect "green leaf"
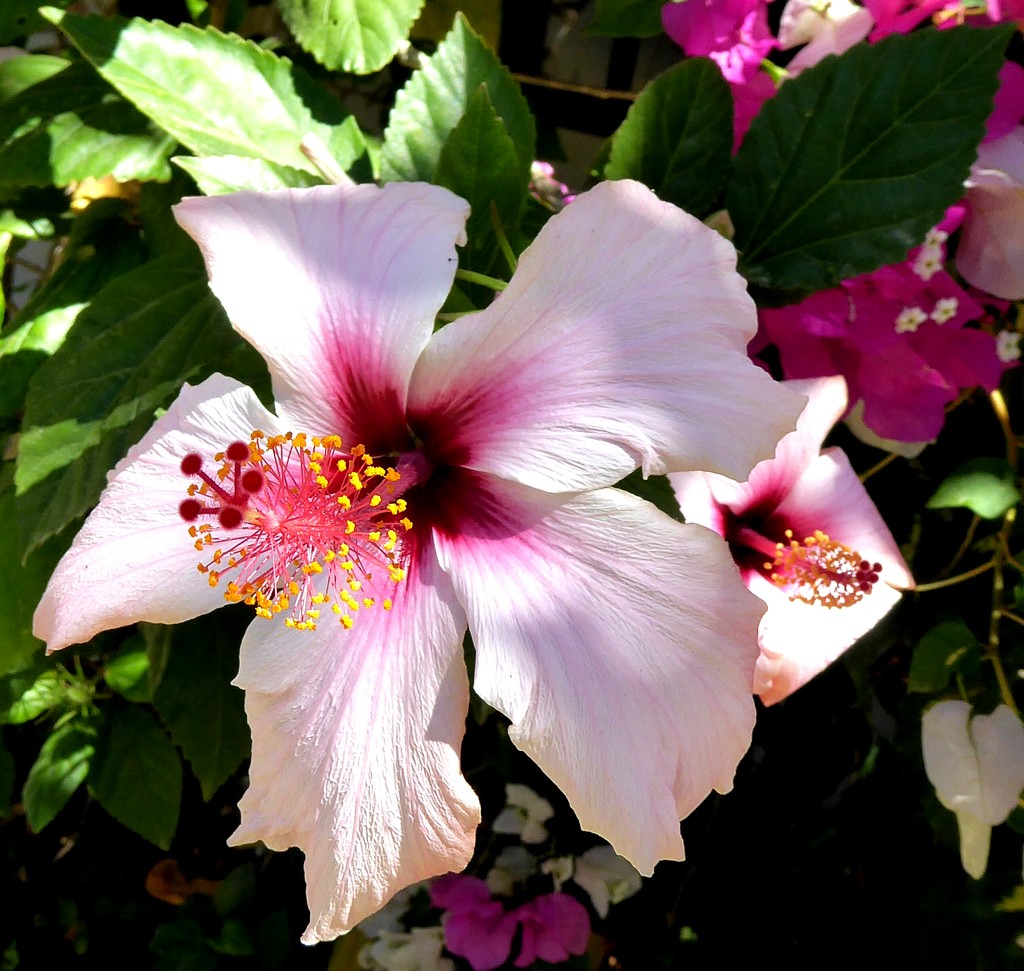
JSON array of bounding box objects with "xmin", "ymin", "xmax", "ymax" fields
[
  {"xmin": 381, "ymin": 13, "xmax": 535, "ymax": 187},
  {"xmin": 0, "ymin": 736, "xmax": 13, "ymax": 816},
  {"xmin": 605, "ymin": 59, "xmax": 733, "ymax": 217},
  {"xmin": 88, "ymin": 702, "xmax": 181, "ymax": 848},
  {"xmin": 435, "ymin": 85, "xmax": 524, "ymax": 274},
  {"xmin": 616, "ymin": 468, "xmax": 685, "ymax": 524},
  {"xmin": 153, "ymin": 615, "xmax": 250, "ymax": 801},
  {"xmin": 0, "ymin": 199, "xmax": 147, "ymax": 423},
  {"xmin": 0, "ymin": 60, "xmax": 176, "ymax": 190},
  {"xmin": 588, "ymin": 0, "xmax": 666, "ymax": 37},
  {"xmin": 0, "ymin": 53, "xmax": 67, "ymax": 102},
  {"xmin": 728, "ymin": 26, "xmax": 1012, "ymax": 291},
  {"xmin": 908, "ymin": 618, "xmax": 979, "ymax": 693},
  {"xmin": 0, "ymin": 488, "xmax": 66, "ymax": 677},
  {"xmin": 44, "ymin": 9, "xmax": 363, "ymax": 176},
  {"xmin": 14, "ymin": 254, "xmax": 258, "ymax": 556},
  {"xmin": 104, "ymin": 636, "xmax": 151, "ymax": 702},
  {"xmin": 926, "ymin": 457, "xmax": 1021, "ymax": 519},
  {"xmin": 173, "ymin": 154, "xmax": 324, "ymax": 195},
  {"xmin": 2, "ymin": 668, "xmax": 65, "ymax": 724},
  {"xmin": 22, "ymin": 720, "xmax": 95, "ymax": 831},
  {"xmin": 278, "ymin": 0, "xmax": 424, "ymax": 74},
  {"xmin": 0, "ymin": 0, "xmax": 71, "ymax": 44}
]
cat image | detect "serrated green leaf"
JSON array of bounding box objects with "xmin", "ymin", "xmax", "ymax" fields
[
  {"xmin": 44, "ymin": 9, "xmax": 362, "ymax": 176},
  {"xmin": 728, "ymin": 26, "xmax": 1011, "ymax": 291},
  {"xmin": 104, "ymin": 636, "xmax": 151, "ymax": 702},
  {"xmin": 908, "ymin": 618, "xmax": 979, "ymax": 693},
  {"xmin": 88, "ymin": 702, "xmax": 181, "ymax": 848},
  {"xmin": 22, "ymin": 720, "xmax": 95, "ymax": 831},
  {"xmin": 173, "ymin": 154, "xmax": 324, "ymax": 195},
  {"xmin": 435, "ymin": 85, "xmax": 524, "ymax": 274},
  {"xmin": 381, "ymin": 13, "xmax": 535, "ymax": 187},
  {"xmin": 605, "ymin": 58, "xmax": 732, "ymax": 216},
  {"xmin": 926, "ymin": 457, "xmax": 1021, "ymax": 519},
  {"xmin": 153, "ymin": 615, "xmax": 250, "ymax": 801},
  {"xmin": 0, "ymin": 199, "xmax": 147, "ymax": 423},
  {"xmin": 0, "ymin": 60, "xmax": 176, "ymax": 189},
  {"xmin": 14, "ymin": 254, "xmax": 261, "ymax": 556},
  {"xmin": 278, "ymin": 0, "xmax": 424, "ymax": 74},
  {"xmin": 588, "ymin": 0, "xmax": 666, "ymax": 38}
]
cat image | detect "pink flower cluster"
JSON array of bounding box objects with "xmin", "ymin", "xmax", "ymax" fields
[
  {"xmin": 758, "ymin": 210, "xmax": 1008, "ymax": 444},
  {"xmin": 430, "ymin": 874, "xmax": 590, "ymax": 971}
]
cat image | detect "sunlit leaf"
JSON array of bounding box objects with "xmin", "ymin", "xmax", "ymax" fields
[
  {"xmin": 23, "ymin": 720, "xmax": 95, "ymax": 831},
  {"xmin": 926, "ymin": 457, "xmax": 1020, "ymax": 519}
]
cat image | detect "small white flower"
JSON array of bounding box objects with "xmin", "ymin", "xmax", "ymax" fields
[
  {"xmin": 895, "ymin": 306, "xmax": 928, "ymax": 334},
  {"xmin": 486, "ymin": 845, "xmax": 538, "ymax": 896},
  {"xmin": 570, "ymin": 846, "xmax": 642, "ymax": 918},
  {"xmin": 359, "ymin": 928, "xmax": 454, "ymax": 971},
  {"xmin": 492, "ymin": 783, "xmax": 555, "ymax": 844},
  {"xmin": 930, "ymin": 297, "xmax": 959, "ymax": 324},
  {"xmin": 922, "ymin": 701, "xmax": 1024, "ymax": 879},
  {"xmin": 997, "ymin": 330, "xmax": 1022, "ymax": 363},
  {"xmin": 912, "ymin": 244, "xmax": 944, "ymax": 282},
  {"xmin": 539, "ymin": 854, "xmax": 575, "ymax": 891},
  {"xmin": 924, "ymin": 228, "xmax": 949, "ymax": 248}
]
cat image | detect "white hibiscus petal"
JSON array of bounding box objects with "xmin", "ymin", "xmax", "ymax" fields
[
  {"xmin": 231, "ymin": 540, "xmax": 480, "ymax": 941},
  {"xmin": 433, "ymin": 477, "xmax": 762, "ymax": 873},
  {"xmin": 34, "ymin": 375, "xmax": 283, "ymax": 651},
  {"xmin": 409, "ymin": 179, "xmax": 802, "ymax": 492}
]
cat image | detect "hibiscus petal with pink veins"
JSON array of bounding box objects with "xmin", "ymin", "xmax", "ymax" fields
[
  {"xmin": 957, "ymin": 185, "xmax": 1024, "ymax": 301},
  {"xmin": 173, "ymin": 182, "xmax": 470, "ymax": 453},
  {"xmin": 33, "ymin": 374, "xmax": 284, "ymax": 652},
  {"xmin": 409, "ymin": 179, "xmax": 802, "ymax": 493},
  {"xmin": 230, "ymin": 540, "xmax": 480, "ymax": 941},
  {"xmin": 432, "ymin": 472, "xmax": 762, "ymax": 873}
]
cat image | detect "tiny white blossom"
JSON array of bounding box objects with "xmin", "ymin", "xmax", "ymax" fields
[
  {"xmin": 359, "ymin": 928, "xmax": 454, "ymax": 971},
  {"xmin": 930, "ymin": 297, "xmax": 959, "ymax": 324},
  {"xmin": 570, "ymin": 846, "xmax": 642, "ymax": 918},
  {"xmin": 486, "ymin": 845, "xmax": 538, "ymax": 896},
  {"xmin": 997, "ymin": 330, "xmax": 1022, "ymax": 363},
  {"xmin": 912, "ymin": 244, "xmax": 944, "ymax": 281},
  {"xmin": 539, "ymin": 854, "xmax": 575, "ymax": 891},
  {"xmin": 492, "ymin": 783, "xmax": 555, "ymax": 844},
  {"xmin": 895, "ymin": 306, "xmax": 928, "ymax": 334}
]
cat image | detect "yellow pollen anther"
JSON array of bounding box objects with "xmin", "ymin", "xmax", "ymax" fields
[
  {"xmin": 349, "ymin": 472, "xmax": 363, "ymax": 490},
  {"xmin": 370, "ymin": 495, "xmax": 382, "ymax": 507}
]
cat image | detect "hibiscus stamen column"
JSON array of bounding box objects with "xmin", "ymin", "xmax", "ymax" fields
[
  {"xmin": 730, "ymin": 524, "xmax": 882, "ymax": 608},
  {"xmin": 178, "ymin": 431, "xmax": 415, "ymax": 630}
]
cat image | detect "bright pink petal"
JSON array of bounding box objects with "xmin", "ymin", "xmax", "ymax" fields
[
  {"xmin": 513, "ymin": 894, "xmax": 591, "ymax": 967},
  {"xmin": 409, "ymin": 180, "xmax": 802, "ymax": 492},
  {"xmin": 755, "ymin": 447, "xmax": 913, "ymax": 704},
  {"xmin": 174, "ymin": 183, "xmax": 469, "ymax": 452},
  {"xmin": 231, "ymin": 540, "xmax": 480, "ymax": 941},
  {"xmin": 957, "ymin": 184, "xmax": 1024, "ymax": 301},
  {"xmin": 443, "ymin": 902, "xmax": 517, "ymax": 971},
  {"xmin": 432, "ymin": 473, "xmax": 762, "ymax": 872},
  {"xmin": 34, "ymin": 375, "xmax": 282, "ymax": 652}
]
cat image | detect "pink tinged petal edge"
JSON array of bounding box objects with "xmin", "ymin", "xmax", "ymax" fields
[
  {"xmin": 754, "ymin": 447, "xmax": 913, "ymax": 704},
  {"xmin": 33, "ymin": 375, "xmax": 283, "ymax": 652},
  {"xmin": 173, "ymin": 182, "xmax": 470, "ymax": 452},
  {"xmin": 433, "ymin": 475, "xmax": 762, "ymax": 873},
  {"xmin": 230, "ymin": 540, "xmax": 481, "ymax": 942},
  {"xmin": 956, "ymin": 185, "xmax": 1024, "ymax": 301},
  {"xmin": 408, "ymin": 179, "xmax": 804, "ymax": 494}
]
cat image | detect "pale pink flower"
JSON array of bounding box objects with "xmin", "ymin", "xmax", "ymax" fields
[
  {"xmin": 777, "ymin": 0, "xmax": 874, "ymax": 75},
  {"xmin": 671, "ymin": 376, "xmax": 914, "ymax": 704},
  {"xmin": 33, "ymin": 179, "xmax": 802, "ymax": 940}
]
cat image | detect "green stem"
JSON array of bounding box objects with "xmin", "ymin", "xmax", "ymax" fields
[{"xmin": 455, "ymin": 268, "xmax": 507, "ymax": 291}]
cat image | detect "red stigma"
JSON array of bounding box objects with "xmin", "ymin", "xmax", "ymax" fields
[{"xmin": 181, "ymin": 453, "xmax": 202, "ymax": 475}]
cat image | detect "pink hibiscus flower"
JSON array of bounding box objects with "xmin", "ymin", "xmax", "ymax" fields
[
  {"xmin": 671, "ymin": 376, "xmax": 914, "ymax": 705},
  {"xmin": 33, "ymin": 179, "xmax": 802, "ymax": 941}
]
